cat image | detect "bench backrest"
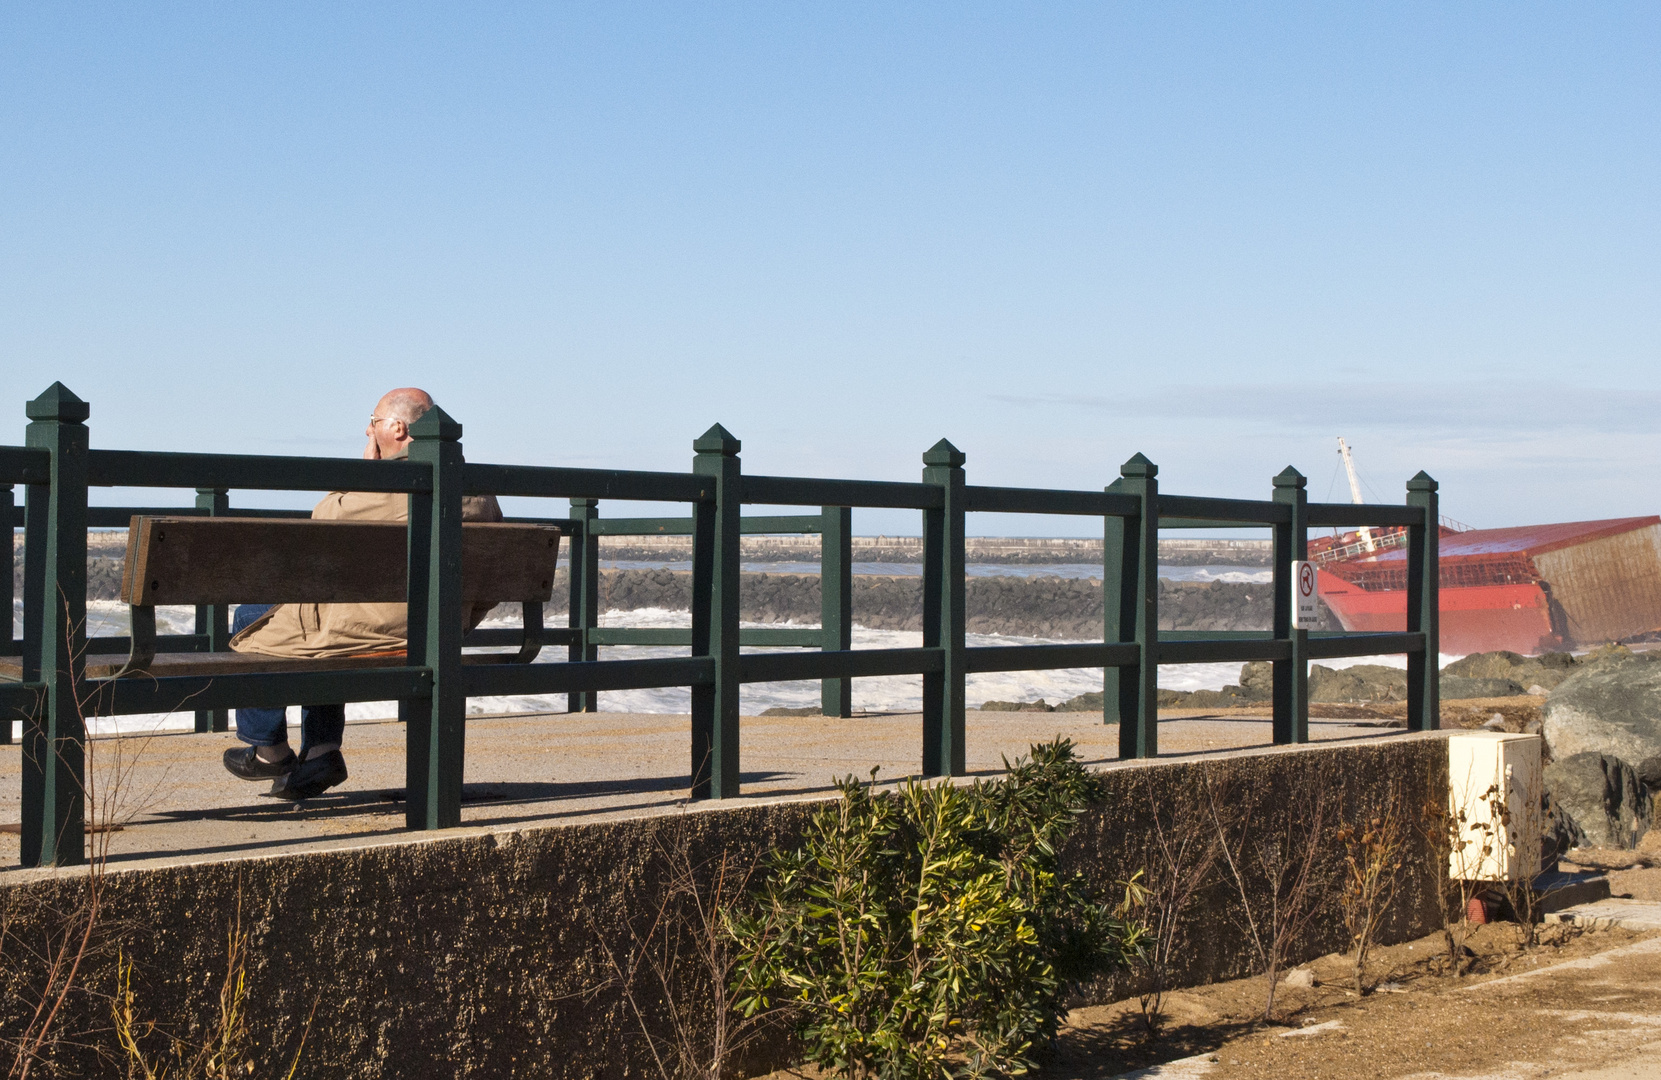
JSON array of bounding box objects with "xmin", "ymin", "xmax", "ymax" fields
[{"xmin": 120, "ymin": 517, "xmax": 561, "ymax": 606}]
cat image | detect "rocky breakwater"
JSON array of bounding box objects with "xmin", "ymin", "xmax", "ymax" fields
[
  {"xmin": 562, "ymin": 569, "xmax": 1283, "ymax": 638},
  {"xmin": 1540, "ymin": 646, "xmax": 1661, "ymax": 850},
  {"xmin": 12, "ymin": 536, "xmax": 126, "ymax": 601}
]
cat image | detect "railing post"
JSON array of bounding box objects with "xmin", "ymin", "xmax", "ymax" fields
[
  {"xmin": 1406, "ymin": 471, "xmax": 1440, "ymax": 732},
  {"xmin": 921, "ymin": 439, "xmax": 966, "ymax": 777},
  {"xmin": 1102, "ymin": 477, "xmax": 1128, "ymax": 727},
  {"xmin": 22, "ymin": 383, "xmax": 89, "ymax": 867},
  {"xmin": 404, "ymin": 407, "xmax": 465, "ymax": 830},
  {"xmin": 568, "ymin": 497, "xmax": 600, "ymax": 712},
  {"xmin": 1115, "ymin": 454, "xmax": 1158, "ymax": 759},
  {"xmin": 1, "ymin": 484, "xmax": 13, "ymax": 745},
  {"xmin": 1271, "ymin": 467, "xmax": 1309, "ymax": 744},
  {"xmin": 193, "ymin": 486, "xmax": 231, "ymax": 733},
  {"xmin": 819, "ymin": 505, "xmax": 853, "ymax": 718},
  {"xmin": 691, "ymin": 425, "xmax": 741, "ymax": 798}
]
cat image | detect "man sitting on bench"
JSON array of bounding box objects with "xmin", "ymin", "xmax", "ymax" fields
[{"xmin": 221, "ymin": 387, "xmax": 502, "ymax": 800}]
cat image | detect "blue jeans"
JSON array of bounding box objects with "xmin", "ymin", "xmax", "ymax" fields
[{"xmin": 232, "ymin": 604, "xmax": 346, "ymax": 754}]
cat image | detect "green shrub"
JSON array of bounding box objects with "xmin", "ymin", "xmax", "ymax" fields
[{"xmin": 730, "ymin": 738, "xmax": 1145, "ymax": 1080}]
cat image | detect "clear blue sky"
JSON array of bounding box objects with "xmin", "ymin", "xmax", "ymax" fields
[{"xmin": 3, "ymin": 4, "xmax": 1656, "ymax": 534}]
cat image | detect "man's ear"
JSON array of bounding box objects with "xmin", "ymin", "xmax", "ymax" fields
[{"xmin": 390, "ymin": 419, "xmax": 410, "ymax": 442}]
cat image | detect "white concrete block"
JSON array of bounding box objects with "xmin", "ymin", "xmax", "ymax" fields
[{"xmin": 1447, "ymin": 732, "xmax": 1543, "ymax": 882}]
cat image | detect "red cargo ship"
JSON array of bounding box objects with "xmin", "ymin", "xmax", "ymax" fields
[{"xmin": 1313, "ymin": 517, "xmax": 1661, "ymax": 656}]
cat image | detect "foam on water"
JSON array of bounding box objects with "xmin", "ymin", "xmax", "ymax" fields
[{"xmin": 9, "ymin": 599, "xmax": 1452, "ymax": 740}]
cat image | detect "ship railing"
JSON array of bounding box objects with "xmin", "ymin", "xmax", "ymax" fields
[
  {"xmin": 1311, "ymin": 527, "xmax": 1411, "ymax": 566},
  {"xmin": 2, "ymin": 383, "xmax": 1440, "ymax": 867}
]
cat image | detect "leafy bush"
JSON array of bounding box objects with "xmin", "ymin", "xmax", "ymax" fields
[{"xmin": 730, "ymin": 738, "xmax": 1145, "ymax": 1079}]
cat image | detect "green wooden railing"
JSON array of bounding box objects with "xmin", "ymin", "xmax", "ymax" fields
[{"xmin": 0, "ymin": 382, "xmax": 1440, "ymax": 867}]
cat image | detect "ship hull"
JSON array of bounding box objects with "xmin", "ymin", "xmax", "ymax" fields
[{"xmin": 1317, "ymin": 569, "xmax": 1556, "ymax": 656}]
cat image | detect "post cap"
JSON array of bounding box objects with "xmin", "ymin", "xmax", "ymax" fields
[
  {"xmin": 1120, "ymin": 452, "xmax": 1158, "ymax": 479},
  {"xmin": 27, "ymin": 383, "xmax": 89, "ymax": 423},
  {"xmin": 409, "ymin": 405, "xmax": 462, "ymax": 441},
  {"xmin": 1273, "ymin": 466, "xmax": 1307, "ymax": 489},
  {"xmin": 1406, "ymin": 470, "xmax": 1438, "ymax": 492},
  {"xmin": 693, "ymin": 423, "xmax": 741, "ymax": 455},
  {"xmin": 922, "ymin": 438, "xmax": 965, "ymax": 468}
]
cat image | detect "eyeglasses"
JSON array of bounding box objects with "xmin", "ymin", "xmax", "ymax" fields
[{"xmin": 368, "ymin": 415, "xmax": 393, "ymax": 427}]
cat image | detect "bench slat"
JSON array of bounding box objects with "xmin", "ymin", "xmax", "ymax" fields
[{"xmin": 121, "ymin": 517, "xmax": 560, "ymax": 606}]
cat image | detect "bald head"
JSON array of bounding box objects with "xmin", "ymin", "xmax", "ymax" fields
[
  {"xmin": 377, "ymin": 387, "xmax": 434, "ymax": 425},
  {"xmin": 365, "ymin": 387, "xmax": 436, "ymax": 460}
]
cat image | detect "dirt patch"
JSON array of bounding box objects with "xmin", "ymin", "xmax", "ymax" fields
[
  {"xmin": 1562, "ymin": 838, "xmax": 1661, "ymax": 900},
  {"xmin": 1597, "ymin": 866, "xmax": 1661, "ymax": 902},
  {"xmin": 1046, "ymin": 924, "xmax": 1661, "ymax": 1079},
  {"xmin": 754, "ymin": 925, "xmax": 1661, "ymax": 1080}
]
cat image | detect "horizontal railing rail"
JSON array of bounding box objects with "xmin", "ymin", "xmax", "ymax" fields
[
  {"xmin": 737, "ymin": 647, "xmax": 943, "ymax": 683},
  {"xmin": 580, "ymin": 513, "xmax": 823, "ymax": 536},
  {"xmin": 965, "ymin": 643, "xmax": 1142, "ymax": 674},
  {"xmin": 0, "ymin": 446, "xmax": 51, "ymax": 485},
  {"xmin": 741, "ymin": 474, "xmax": 942, "ymax": 510},
  {"xmin": 461, "ymin": 656, "xmax": 715, "ymax": 697},
  {"xmin": 87, "ymin": 667, "xmax": 435, "ymax": 717},
  {"xmin": 962, "ymin": 486, "xmax": 1141, "ymax": 517},
  {"xmin": 4, "ymin": 385, "xmax": 1441, "ymax": 868},
  {"xmin": 463, "ymin": 462, "xmax": 710, "ymax": 503},
  {"xmin": 1307, "ymin": 502, "xmax": 1425, "ymax": 528},
  {"xmin": 87, "ymin": 449, "xmax": 433, "ymax": 493}
]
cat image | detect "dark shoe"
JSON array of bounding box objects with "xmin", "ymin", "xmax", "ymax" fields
[
  {"xmin": 223, "ymin": 745, "xmax": 296, "ymax": 781},
  {"xmin": 269, "ymin": 750, "xmax": 349, "ymax": 801}
]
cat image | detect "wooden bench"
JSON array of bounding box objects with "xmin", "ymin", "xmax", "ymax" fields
[{"xmin": 25, "ymin": 516, "xmax": 560, "ymax": 680}]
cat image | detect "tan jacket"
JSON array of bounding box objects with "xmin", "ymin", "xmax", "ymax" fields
[{"xmin": 229, "ymin": 489, "xmax": 504, "ymax": 659}]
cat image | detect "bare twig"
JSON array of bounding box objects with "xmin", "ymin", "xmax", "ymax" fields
[
  {"xmin": 1206, "ymin": 766, "xmax": 1332, "ymax": 1022},
  {"xmin": 4, "ymin": 596, "xmax": 227, "ymax": 1077},
  {"xmin": 590, "ymin": 817, "xmax": 782, "ymax": 1080},
  {"xmin": 1135, "ymin": 772, "xmax": 1222, "ymax": 1039},
  {"xmin": 1428, "ymin": 757, "xmax": 1502, "ymax": 978},
  {"xmin": 1336, "ymin": 780, "xmax": 1407, "ymax": 994}
]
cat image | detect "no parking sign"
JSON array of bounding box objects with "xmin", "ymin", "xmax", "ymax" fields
[{"xmin": 1292, "ymin": 560, "xmax": 1319, "ymax": 629}]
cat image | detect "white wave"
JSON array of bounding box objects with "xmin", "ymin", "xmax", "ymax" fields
[{"xmin": 1159, "ymin": 566, "xmax": 1274, "ymax": 584}]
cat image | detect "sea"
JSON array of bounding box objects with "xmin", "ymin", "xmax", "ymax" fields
[{"xmin": 8, "ymin": 563, "xmax": 1449, "ymax": 740}]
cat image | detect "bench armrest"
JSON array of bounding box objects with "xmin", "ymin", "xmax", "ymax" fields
[
  {"xmin": 513, "ymin": 601, "xmax": 544, "ymax": 664},
  {"xmin": 112, "ymin": 605, "xmax": 156, "ymax": 679}
]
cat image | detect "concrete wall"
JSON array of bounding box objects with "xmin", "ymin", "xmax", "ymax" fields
[{"xmin": 0, "ymin": 734, "xmax": 1448, "ymax": 1079}]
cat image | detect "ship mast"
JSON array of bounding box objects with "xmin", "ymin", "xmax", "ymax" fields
[{"xmin": 1337, "ymin": 437, "xmax": 1377, "ymax": 552}]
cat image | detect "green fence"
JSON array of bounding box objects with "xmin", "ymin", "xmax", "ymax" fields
[{"xmin": 1, "ymin": 383, "xmax": 1440, "ymax": 866}]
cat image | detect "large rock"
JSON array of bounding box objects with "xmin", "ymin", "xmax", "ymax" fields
[
  {"xmin": 1440, "ymin": 676, "xmax": 1527, "ymax": 700},
  {"xmin": 1542, "ymin": 652, "xmax": 1661, "ymax": 765},
  {"xmin": 1310, "ymin": 664, "xmax": 1407, "ymax": 703},
  {"xmin": 1443, "ymin": 650, "xmax": 1582, "ymax": 694},
  {"xmin": 1543, "ymin": 751, "xmax": 1653, "ymax": 849}
]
